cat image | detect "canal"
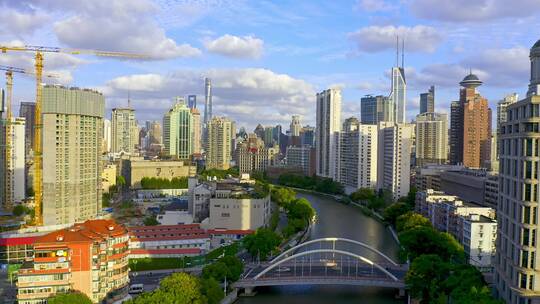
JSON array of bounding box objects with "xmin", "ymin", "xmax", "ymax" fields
[{"xmin": 236, "ymin": 191, "xmax": 405, "ymax": 304}]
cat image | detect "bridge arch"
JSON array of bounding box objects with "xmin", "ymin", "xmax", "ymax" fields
[
  {"xmin": 270, "ymin": 237, "xmax": 398, "ymax": 266},
  {"xmin": 255, "ymin": 249, "xmax": 399, "ymax": 281}
]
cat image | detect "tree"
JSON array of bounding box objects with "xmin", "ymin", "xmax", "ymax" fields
[
  {"xmin": 200, "ymin": 278, "xmax": 224, "ymax": 304},
  {"xmin": 128, "ymin": 273, "xmax": 205, "ymax": 304},
  {"xmin": 202, "ymin": 261, "xmax": 229, "ymax": 282},
  {"xmin": 405, "ymin": 254, "xmax": 451, "ymax": 304},
  {"xmin": 13, "ymin": 205, "xmax": 26, "ymax": 216},
  {"xmin": 48, "ymin": 292, "xmax": 92, "ymax": 304},
  {"xmin": 271, "ymin": 187, "xmax": 296, "ymax": 208},
  {"xmin": 242, "ymin": 228, "xmax": 282, "ymax": 261},
  {"xmin": 143, "ymin": 216, "xmax": 159, "ymax": 226},
  {"xmin": 350, "ymin": 188, "xmax": 375, "ymax": 202},
  {"xmin": 287, "ymin": 198, "xmax": 315, "ymax": 221},
  {"xmin": 399, "ymin": 226, "xmax": 464, "ymax": 262},
  {"xmin": 219, "ymin": 256, "xmax": 244, "ymax": 281},
  {"xmin": 396, "ymin": 212, "xmax": 432, "ymax": 232},
  {"xmin": 116, "ymin": 175, "xmax": 126, "ymax": 189},
  {"xmin": 383, "ymin": 202, "xmax": 412, "ymax": 226}
]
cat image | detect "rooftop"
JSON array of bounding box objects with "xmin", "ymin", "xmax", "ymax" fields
[{"xmin": 35, "ymin": 219, "xmax": 127, "ymax": 245}]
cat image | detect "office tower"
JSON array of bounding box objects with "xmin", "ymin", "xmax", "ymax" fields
[
  {"xmin": 495, "ymin": 39, "xmax": 540, "ymax": 303},
  {"xmin": 415, "ymin": 112, "xmax": 448, "ymax": 166},
  {"xmin": 0, "ymin": 117, "xmax": 26, "ymax": 208},
  {"xmin": 237, "ymin": 133, "xmax": 279, "ymax": 174},
  {"xmin": 360, "ymin": 95, "xmax": 394, "ymax": 124},
  {"xmin": 449, "ymin": 100, "xmax": 463, "ymax": 164},
  {"xmin": 111, "ymin": 107, "xmax": 137, "ymax": 154},
  {"xmin": 263, "ymin": 126, "xmax": 275, "ymax": 147},
  {"xmin": 316, "ymin": 88, "xmax": 341, "ymax": 179},
  {"xmin": 377, "ymin": 122, "xmax": 414, "ymax": 200},
  {"xmin": 41, "ymin": 85, "xmax": 104, "ymax": 226},
  {"xmin": 290, "ymin": 115, "xmax": 302, "ymax": 136},
  {"xmin": 102, "ymin": 119, "xmax": 111, "ymax": 153},
  {"xmin": 18, "ymin": 102, "xmax": 35, "ymax": 157},
  {"xmin": 273, "ymin": 125, "xmax": 282, "ymax": 144},
  {"xmin": 496, "ymin": 94, "xmax": 519, "ymax": 155},
  {"xmin": 419, "ymin": 85, "xmax": 435, "ymax": 114},
  {"xmin": 390, "ymin": 38, "xmax": 406, "ymax": 123},
  {"xmin": 300, "ymin": 126, "xmax": 315, "ymax": 147},
  {"xmin": 188, "ymin": 94, "xmax": 197, "ymax": 109},
  {"xmin": 163, "ymin": 98, "xmax": 194, "ymax": 160},
  {"xmin": 254, "ymin": 124, "xmax": 265, "ymax": 139},
  {"xmin": 337, "ymin": 117, "xmax": 378, "ymax": 193},
  {"xmin": 207, "ymin": 117, "xmax": 234, "ymax": 170},
  {"xmin": 191, "ymin": 108, "xmax": 201, "ymax": 154},
  {"xmin": 204, "ymin": 78, "xmax": 212, "ymax": 124}
]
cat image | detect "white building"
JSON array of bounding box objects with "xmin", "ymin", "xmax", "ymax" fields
[
  {"xmin": 377, "ymin": 122, "xmax": 414, "ymax": 200},
  {"xmin": 336, "ymin": 118, "xmax": 378, "ymax": 193},
  {"xmin": 1, "ymin": 117, "xmax": 26, "ymax": 206},
  {"xmin": 290, "ymin": 115, "xmax": 302, "ymax": 137},
  {"xmin": 103, "ymin": 119, "xmax": 111, "ymax": 153},
  {"xmin": 460, "ymin": 214, "xmax": 497, "ymax": 271},
  {"xmin": 316, "ymin": 88, "xmax": 341, "ymax": 179},
  {"xmin": 157, "ymin": 211, "xmax": 194, "ymax": 225},
  {"xmin": 390, "ymin": 56, "xmax": 406, "ymax": 123}
]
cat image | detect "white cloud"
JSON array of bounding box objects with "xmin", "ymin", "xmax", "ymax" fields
[
  {"xmin": 356, "ymin": 0, "xmax": 398, "ymax": 12},
  {"xmin": 101, "ymin": 68, "xmax": 315, "ymax": 128},
  {"xmin": 0, "ymin": 7, "xmax": 49, "ymax": 36},
  {"xmin": 204, "ymin": 35, "xmax": 264, "ymax": 59},
  {"xmin": 348, "ymin": 25, "xmax": 443, "ymax": 53},
  {"xmin": 410, "ymin": 0, "xmax": 540, "ymax": 22},
  {"xmin": 44, "ymin": 0, "xmax": 201, "ymax": 59}
]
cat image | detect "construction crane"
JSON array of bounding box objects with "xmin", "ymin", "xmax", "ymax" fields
[
  {"xmin": 0, "ymin": 65, "xmax": 57, "ymax": 211},
  {"xmin": 0, "ymin": 45, "xmax": 147, "ymax": 225}
]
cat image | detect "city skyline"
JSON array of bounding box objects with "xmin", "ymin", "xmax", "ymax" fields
[{"xmin": 0, "ymin": 0, "xmax": 538, "ymax": 129}]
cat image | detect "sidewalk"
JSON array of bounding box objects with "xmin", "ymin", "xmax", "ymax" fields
[{"xmin": 130, "ymin": 265, "xmax": 203, "ymax": 276}]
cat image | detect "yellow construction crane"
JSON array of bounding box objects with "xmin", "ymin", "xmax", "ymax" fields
[
  {"xmin": 0, "ymin": 45, "xmax": 147, "ymax": 225},
  {"xmin": 0, "ymin": 65, "xmax": 57, "ymax": 211}
]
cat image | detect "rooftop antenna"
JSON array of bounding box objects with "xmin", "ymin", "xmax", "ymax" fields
[
  {"xmin": 127, "ymin": 88, "xmax": 131, "ymax": 109},
  {"xmin": 469, "ymin": 67, "xmax": 472, "ymax": 75},
  {"xmin": 401, "ymin": 39, "xmax": 405, "ymax": 69},
  {"xmin": 395, "ymin": 35, "xmax": 399, "ymax": 67}
]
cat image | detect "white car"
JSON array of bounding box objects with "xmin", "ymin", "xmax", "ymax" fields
[{"xmin": 128, "ymin": 284, "xmax": 144, "ymax": 294}]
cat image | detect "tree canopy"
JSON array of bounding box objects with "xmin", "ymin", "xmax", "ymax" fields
[
  {"xmin": 127, "ymin": 273, "xmax": 206, "ymax": 304},
  {"xmin": 242, "ymin": 228, "xmax": 282, "ymax": 261},
  {"xmin": 48, "ymin": 292, "xmax": 92, "ymax": 304},
  {"xmin": 140, "ymin": 177, "xmax": 188, "ymax": 189},
  {"xmin": 277, "ymin": 173, "xmax": 344, "ymax": 195}
]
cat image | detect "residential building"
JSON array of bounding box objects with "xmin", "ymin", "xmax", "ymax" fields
[
  {"xmin": 263, "ymin": 126, "xmax": 275, "ymax": 147},
  {"xmin": 495, "ymin": 39, "xmax": 540, "ymax": 303},
  {"xmin": 111, "ymin": 107, "xmax": 137, "ymax": 154},
  {"xmin": 207, "ymin": 117, "xmax": 234, "ymax": 170},
  {"xmin": 192, "ymin": 108, "xmax": 201, "ymax": 154},
  {"xmin": 360, "ymin": 95, "xmax": 393, "ymax": 125},
  {"xmin": 449, "ymin": 100, "xmax": 463, "ymax": 165},
  {"xmin": 415, "ymin": 112, "xmax": 448, "ymax": 166},
  {"xmin": 377, "ymin": 122, "xmax": 414, "ymax": 200},
  {"xmin": 286, "ymin": 145, "xmax": 315, "ymax": 176},
  {"xmin": 440, "ymin": 167, "xmax": 499, "ymax": 209},
  {"xmin": 103, "ymin": 118, "xmax": 111, "ymax": 153},
  {"xmin": 42, "ymin": 85, "xmax": 104, "ymax": 226},
  {"xmin": 290, "ymin": 115, "xmax": 302, "ymax": 136},
  {"xmin": 163, "ymin": 98, "xmax": 194, "ymax": 160},
  {"xmin": 16, "ymin": 219, "xmax": 129, "ymax": 304},
  {"xmin": 236, "ymin": 133, "xmax": 279, "ymax": 174},
  {"xmin": 460, "ymin": 214, "xmax": 497, "ymax": 271},
  {"xmin": 316, "ymin": 88, "xmax": 341, "ymax": 179},
  {"xmin": 495, "ymin": 93, "xmax": 518, "ymax": 167},
  {"xmin": 336, "ymin": 118, "xmax": 378, "ymax": 193},
  {"xmin": 419, "ymin": 85, "xmax": 435, "ymax": 114},
  {"xmin": 18, "ymin": 102, "xmax": 35, "ymax": 157},
  {"xmin": 122, "ymin": 158, "xmax": 196, "ymax": 188},
  {"xmin": 102, "ymin": 164, "xmax": 116, "ymax": 193},
  {"xmin": 1, "ymin": 117, "xmax": 26, "ymax": 207},
  {"xmin": 300, "ymin": 126, "xmax": 315, "ymax": 147}
]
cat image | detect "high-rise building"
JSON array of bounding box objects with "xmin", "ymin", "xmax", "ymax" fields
[
  {"xmin": 207, "ymin": 117, "xmax": 234, "ymax": 170},
  {"xmin": 450, "ymin": 73, "xmax": 492, "ymax": 168},
  {"xmin": 419, "ymin": 85, "xmax": 435, "ymax": 114},
  {"xmin": 286, "ymin": 145, "xmax": 315, "ymax": 176},
  {"xmin": 254, "ymin": 124, "xmax": 265, "ymax": 139},
  {"xmin": 390, "ymin": 39, "xmax": 406, "ymax": 123},
  {"xmin": 316, "ymin": 88, "xmax": 341, "ymax": 179},
  {"xmin": 360, "ymin": 95, "xmax": 393, "ymax": 125},
  {"xmin": 0, "ymin": 117, "xmax": 26, "ymax": 208},
  {"xmin": 300, "ymin": 126, "xmax": 315, "ymax": 147},
  {"xmin": 336, "ymin": 117, "xmax": 378, "ymax": 193},
  {"xmin": 163, "ymin": 98, "xmax": 193, "ymax": 160},
  {"xmin": 111, "ymin": 107, "xmax": 137, "ymax": 154},
  {"xmin": 495, "ymin": 39, "xmax": 540, "ymax": 304},
  {"xmin": 18, "ymin": 101, "xmax": 35, "ymax": 157},
  {"xmin": 102, "ymin": 119, "xmax": 111, "ymax": 153},
  {"xmin": 236, "ymin": 133, "xmax": 279, "ymax": 174},
  {"xmin": 496, "ymin": 93, "xmax": 518, "ymax": 158},
  {"xmin": 204, "ymin": 78, "xmax": 212, "ymax": 124},
  {"xmin": 149, "ymin": 121, "xmax": 162, "ymax": 145},
  {"xmin": 415, "ymin": 112, "xmax": 448, "ymax": 166},
  {"xmin": 290, "ymin": 115, "xmax": 302, "ymax": 137},
  {"xmin": 377, "ymin": 122, "xmax": 414, "ymax": 200},
  {"xmin": 263, "ymin": 126, "xmax": 275, "ymax": 147},
  {"xmin": 42, "ymin": 85, "xmax": 104, "ymax": 226},
  {"xmin": 188, "ymin": 94, "xmax": 197, "ymax": 109},
  {"xmin": 191, "ymin": 108, "xmax": 201, "ymax": 154}
]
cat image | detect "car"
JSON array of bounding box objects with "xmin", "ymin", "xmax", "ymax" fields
[
  {"xmin": 128, "ymin": 284, "xmax": 144, "ymax": 294},
  {"xmin": 276, "ymin": 267, "xmax": 291, "ymax": 273}
]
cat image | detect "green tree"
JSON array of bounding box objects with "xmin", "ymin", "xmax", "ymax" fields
[
  {"xmin": 271, "ymin": 187, "xmax": 296, "ymax": 208},
  {"xmin": 396, "ymin": 212, "xmax": 432, "ymax": 232},
  {"xmin": 383, "ymin": 202, "xmax": 412, "ymax": 226},
  {"xmin": 200, "ymin": 278, "xmax": 224, "ymax": 304},
  {"xmin": 48, "ymin": 292, "xmax": 92, "ymax": 304},
  {"xmin": 350, "ymin": 188, "xmax": 375, "ymax": 202},
  {"xmin": 202, "ymin": 261, "xmax": 229, "ymax": 282},
  {"xmin": 219, "ymin": 256, "xmax": 244, "ymax": 281},
  {"xmin": 13, "ymin": 205, "xmax": 26, "ymax": 216},
  {"xmin": 405, "ymin": 254, "xmax": 451, "ymax": 304},
  {"xmin": 127, "ymin": 273, "xmax": 205, "ymax": 304},
  {"xmin": 242, "ymin": 228, "xmax": 282, "ymax": 261},
  {"xmin": 116, "ymin": 175, "xmax": 126, "ymax": 188},
  {"xmin": 399, "ymin": 226, "xmax": 464, "ymax": 262},
  {"xmin": 143, "ymin": 216, "xmax": 159, "ymax": 226},
  {"xmin": 287, "ymin": 198, "xmax": 315, "ymax": 221}
]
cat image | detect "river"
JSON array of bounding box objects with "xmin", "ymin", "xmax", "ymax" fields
[{"xmin": 236, "ymin": 191, "xmax": 405, "ymax": 304}]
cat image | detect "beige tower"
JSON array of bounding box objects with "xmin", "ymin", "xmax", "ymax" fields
[
  {"xmin": 111, "ymin": 108, "xmax": 137, "ymax": 154},
  {"xmin": 415, "ymin": 112, "xmax": 448, "ymax": 166},
  {"xmin": 192, "ymin": 108, "xmax": 201, "ymax": 154},
  {"xmin": 207, "ymin": 117, "xmax": 234, "ymax": 170}
]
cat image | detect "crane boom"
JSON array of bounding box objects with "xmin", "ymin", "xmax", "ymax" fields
[{"xmin": 0, "ymin": 44, "xmax": 146, "ymax": 226}]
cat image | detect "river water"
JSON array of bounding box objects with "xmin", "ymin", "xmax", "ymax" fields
[{"xmin": 236, "ymin": 192, "xmax": 405, "ymax": 304}]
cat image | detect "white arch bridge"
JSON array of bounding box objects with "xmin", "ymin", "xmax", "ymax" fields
[{"xmin": 234, "ymin": 237, "xmax": 408, "ymax": 292}]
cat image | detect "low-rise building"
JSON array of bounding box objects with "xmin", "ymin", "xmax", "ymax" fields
[
  {"xmin": 102, "ymin": 163, "xmax": 117, "ymax": 193},
  {"xmin": 459, "ymin": 214, "xmax": 497, "ymax": 271},
  {"xmin": 122, "ymin": 158, "xmax": 196, "ymax": 188},
  {"xmin": 415, "ymin": 164, "xmax": 464, "ymax": 192},
  {"xmin": 16, "ymin": 219, "xmax": 129, "ymax": 304},
  {"xmin": 156, "ymin": 210, "xmax": 194, "ymax": 225},
  {"xmin": 440, "ymin": 168, "xmax": 499, "ymax": 209}
]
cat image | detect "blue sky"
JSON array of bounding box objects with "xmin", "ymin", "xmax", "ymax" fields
[{"xmin": 1, "ymin": 0, "xmax": 540, "ymax": 130}]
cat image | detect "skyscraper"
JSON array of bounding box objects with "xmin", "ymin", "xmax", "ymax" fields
[
  {"xmin": 290, "ymin": 115, "xmax": 302, "ymax": 136},
  {"xmin": 415, "ymin": 112, "xmax": 448, "ymax": 166},
  {"xmin": 390, "ymin": 38, "xmax": 406, "ymax": 123},
  {"xmin": 449, "ymin": 100, "xmax": 463, "ymax": 164},
  {"xmin": 191, "ymin": 108, "xmax": 201, "ymax": 154},
  {"xmin": 188, "ymin": 95, "xmax": 197, "ymax": 109},
  {"xmin": 111, "ymin": 107, "xmax": 137, "ymax": 154},
  {"xmin": 360, "ymin": 95, "xmax": 394, "ymax": 124},
  {"xmin": 41, "ymin": 85, "xmax": 104, "ymax": 226},
  {"xmin": 0, "ymin": 117, "xmax": 25, "ymax": 208},
  {"xmin": 204, "ymin": 78, "xmax": 212, "ymax": 125},
  {"xmin": 163, "ymin": 98, "xmax": 194, "ymax": 160},
  {"xmin": 316, "ymin": 88, "xmax": 341, "ymax": 179},
  {"xmin": 102, "ymin": 119, "xmax": 111, "ymax": 153},
  {"xmin": 207, "ymin": 117, "xmax": 234, "ymax": 170},
  {"xmin": 496, "ymin": 93, "xmax": 519, "ymax": 156},
  {"xmin": 419, "ymin": 85, "xmax": 435, "ymax": 114},
  {"xmin": 495, "ymin": 39, "xmax": 540, "ymax": 303},
  {"xmin": 19, "ymin": 101, "xmax": 35, "ymax": 157},
  {"xmin": 377, "ymin": 122, "xmax": 414, "ymax": 200},
  {"xmin": 300, "ymin": 126, "xmax": 315, "ymax": 147}
]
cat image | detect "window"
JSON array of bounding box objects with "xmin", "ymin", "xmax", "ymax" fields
[{"xmin": 521, "ymin": 273, "xmax": 528, "ymax": 289}]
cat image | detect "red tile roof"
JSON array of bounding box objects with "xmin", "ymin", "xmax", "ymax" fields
[
  {"xmin": 0, "ymin": 236, "xmax": 39, "ymax": 246},
  {"xmin": 35, "ymin": 219, "xmax": 127, "ymax": 245},
  {"xmin": 207, "ymin": 229, "xmax": 254, "ymax": 235}
]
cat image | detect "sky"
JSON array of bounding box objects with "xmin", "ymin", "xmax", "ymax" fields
[{"xmin": 1, "ymin": 0, "xmax": 540, "ymax": 130}]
